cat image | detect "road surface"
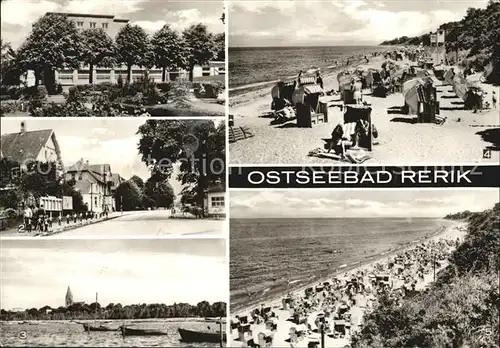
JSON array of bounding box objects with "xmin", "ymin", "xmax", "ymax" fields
[{"xmin": 47, "ymin": 210, "xmax": 226, "ymax": 237}]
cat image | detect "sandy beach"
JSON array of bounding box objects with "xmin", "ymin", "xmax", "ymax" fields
[
  {"xmin": 230, "ymin": 221, "xmax": 467, "ymax": 347},
  {"xmin": 229, "ymin": 55, "xmax": 499, "ymax": 165}
]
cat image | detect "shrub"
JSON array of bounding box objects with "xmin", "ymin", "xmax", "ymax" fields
[
  {"xmin": 0, "ymin": 100, "xmax": 27, "ymax": 115},
  {"xmin": 193, "ymin": 81, "xmax": 224, "ymax": 98},
  {"xmin": 21, "ymin": 86, "xmax": 48, "ymax": 100},
  {"xmin": 30, "ymin": 102, "xmax": 93, "ymax": 117}
]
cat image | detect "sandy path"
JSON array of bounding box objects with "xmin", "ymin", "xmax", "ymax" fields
[
  {"xmin": 229, "ymin": 59, "xmax": 499, "ymax": 165},
  {"xmin": 230, "ymin": 222, "xmax": 467, "ymax": 347}
]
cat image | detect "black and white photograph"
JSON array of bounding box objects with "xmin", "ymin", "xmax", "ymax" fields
[
  {"xmin": 0, "ymin": 118, "xmax": 226, "ymax": 237},
  {"xmin": 228, "ymin": 0, "xmax": 499, "ymax": 165},
  {"xmin": 0, "ymin": 238, "xmax": 227, "ymax": 347},
  {"xmin": 1, "ymin": 0, "xmax": 226, "ymax": 117},
  {"xmin": 229, "ymin": 189, "xmax": 499, "ymax": 347}
]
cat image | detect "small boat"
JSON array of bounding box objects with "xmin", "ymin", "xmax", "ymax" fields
[
  {"xmin": 82, "ymin": 323, "xmax": 116, "ymax": 332},
  {"xmin": 120, "ymin": 326, "xmax": 169, "ymax": 336},
  {"xmin": 178, "ymin": 328, "xmax": 226, "ymax": 343}
]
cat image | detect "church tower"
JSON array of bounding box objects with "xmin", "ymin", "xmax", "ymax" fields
[{"xmin": 65, "ymin": 286, "xmax": 73, "ymax": 307}]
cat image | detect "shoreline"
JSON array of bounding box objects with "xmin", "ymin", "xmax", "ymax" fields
[
  {"xmin": 230, "ymin": 220, "xmax": 464, "ymax": 316},
  {"xmin": 229, "ymin": 47, "xmax": 393, "ymax": 107}
]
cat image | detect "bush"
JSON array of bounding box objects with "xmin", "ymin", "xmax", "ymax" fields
[
  {"xmin": 21, "ymin": 86, "xmax": 48, "ymax": 100},
  {"xmin": 30, "ymin": 101, "xmax": 94, "ymax": 117},
  {"xmin": 0, "ymin": 100, "xmax": 27, "ymax": 115},
  {"xmin": 193, "ymin": 81, "xmax": 224, "ymax": 98},
  {"xmin": 0, "ymin": 86, "xmax": 22, "ymax": 100}
]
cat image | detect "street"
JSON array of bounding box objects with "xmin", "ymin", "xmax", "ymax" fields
[{"xmin": 47, "ymin": 210, "xmax": 226, "ymax": 237}]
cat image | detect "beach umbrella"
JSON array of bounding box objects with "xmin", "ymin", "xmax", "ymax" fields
[
  {"xmin": 466, "ymin": 73, "xmax": 482, "ymax": 88},
  {"xmin": 296, "ymin": 324, "xmax": 308, "ymax": 332}
]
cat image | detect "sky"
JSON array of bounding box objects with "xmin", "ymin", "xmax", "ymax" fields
[
  {"xmin": 1, "ymin": 239, "xmax": 227, "ymax": 310},
  {"xmin": 230, "ymin": 189, "xmax": 499, "ymax": 218},
  {"xmin": 1, "ymin": 0, "xmax": 224, "ymax": 49},
  {"xmin": 0, "ymin": 118, "xmax": 222, "ymax": 197},
  {"xmin": 229, "ymin": 0, "xmax": 490, "ymax": 47}
]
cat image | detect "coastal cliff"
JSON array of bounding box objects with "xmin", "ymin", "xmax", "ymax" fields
[{"xmin": 351, "ymin": 203, "xmax": 500, "ymax": 347}]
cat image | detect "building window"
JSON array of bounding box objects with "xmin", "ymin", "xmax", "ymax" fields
[
  {"xmin": 71, "ymin": 173, "xmax": 76, "ymax": 180},
  {"xmin": 77, "ymin": 21, "xmax": 84, "ymax": 27},
  {"xmin": 94, "ymin": 197, "xmax": 98, "ymax": 206},
  {"xmin": 90, "ymin": 22, "xmax": 96, "ymax": 28},
  {"xmin": 78, "ymin": 174, "xmax": 82, "ymax": 180},
  {"xmin": 102, "ymin": 23, "xmax": 108, "ymax": 29},
  {"xmin": 210, "ymin": 196, "xmax": 225, "ymax": 208}
]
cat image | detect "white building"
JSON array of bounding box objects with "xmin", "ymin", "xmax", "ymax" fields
[
  {"xmin": 37, "ymin": 12, "xmax": 224, "ymax": 86},
  {"xmin": 203, "ymin": 184, "xmax": 226, "ymax": 218},
  {"xmin": 65, "ymin": 160, "xmax": 114, "ymax": 213}
]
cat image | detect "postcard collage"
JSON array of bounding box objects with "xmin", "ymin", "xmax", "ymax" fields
[{"xmin": 0, "ymin": 0, "xmax": 499, "ymax": 347}]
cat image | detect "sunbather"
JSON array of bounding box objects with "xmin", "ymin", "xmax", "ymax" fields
[{"xmin": 326, "ymin": 124, "xmax": 353, "ymax": 157}]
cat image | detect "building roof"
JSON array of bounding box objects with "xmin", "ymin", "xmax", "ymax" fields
[
  {"xmin": 46, "ymin": 12, "xmax": 115, "ymax": 19},
  {"xmin": 110, "ymin": 173, "xmax": 125, "ymax": 188},
  {"xmin": 205, "ymin": 184, "xmax": 225, "ymax": 193},
  {"xmin": 1, "ymin": 129, "xmax": 53, "ymax": 164},
  {"xmin": 66, "ymin": 161, "xmax": 112, "ymax": 184}
]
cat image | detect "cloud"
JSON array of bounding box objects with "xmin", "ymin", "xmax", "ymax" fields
[
  {"xmin": 230, "ymin": 190, "xmax": 499, "ymax": 218},
  {"xmin": 229, "ymin": 0, "xmax": 488, "ymax": 46},
  {"xmin": 1, "ymin": 244, "xmax": 226, "ymax": 309}
]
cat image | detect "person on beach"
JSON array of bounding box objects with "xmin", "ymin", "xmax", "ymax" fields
[
  {"xmin": 23, "ymin": 205, "xmax": 32, "ymax": 234},
  {"xmin": 327, "ymin": 124, "xmax": 352, "ymax": 157},
  {"xmin": 297, "ymin": 70, "xmax": 303, "ymax": 86},
  {"xmin": 316, "ymin": 71, "xmax": 323, "ymax": 90}
]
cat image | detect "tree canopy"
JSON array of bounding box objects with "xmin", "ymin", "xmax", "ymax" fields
[
  {"xmin": 151, "ymin": 24, "xmax": 189, "ymax": 82},
  {"xmin": 17, "ymin": 13, "xmax": 81, "ymax": 88},
  {"xmin": 183, "ymin": 24, "xmax": 218, "ymax": 81},
  {"xmin": 80, "ymin": 28, "xmax": 116, "ymax": 84},
  {"xmin": 136, "ymin": 120, "xmax": 225, "ymax": 209},
  {"xmin": 115, "ymin": 24, "xmax": 150, "ymax": 81}
]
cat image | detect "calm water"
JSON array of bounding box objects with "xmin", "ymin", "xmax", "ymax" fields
[
  {"xmin": 230, "ymin": 218, "xmax": 451, "ymax": 311},
  {"xmin": 0, "ymin": 319, "xmax": 224, "ymax": 347},
  {"xmin": 229, "ymin": 46, "xmax": 385, "ymax": 88}
]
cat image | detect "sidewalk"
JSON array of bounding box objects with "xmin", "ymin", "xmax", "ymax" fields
[{"xmin": 0, "ymin": 211, "xmax": 135, "ymax": 237}]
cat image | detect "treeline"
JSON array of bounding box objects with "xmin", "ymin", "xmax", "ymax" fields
[
  {"xmin": 115, "ymin": 174, "xmax": 175, "ymax": 211},
  {"xmin": 0, "ymin": 301, "xmax": 227, "ymax": 321},
  {"xmin": 380, "ymin": 0, "xmax": 500, "ymax": 82},
  {"xmin": 351, "ymin": 203, "xmax": 500, "ymax": 347},
  {"xmin": 444, "ymin": 210, "xmax": 476, "ymax": 220}
]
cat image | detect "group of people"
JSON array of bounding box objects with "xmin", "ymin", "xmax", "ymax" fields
[
  {"xmin": 233, "ymin": 234, "xmax": 462, "ymax": 347},
  {"xmin": 21, "ymin": 203, "xmax": 110, "ymax": 234}
]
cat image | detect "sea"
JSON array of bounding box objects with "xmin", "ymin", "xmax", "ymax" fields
[
  {"xmin": 0, "ymin": 319, "xmax": 222, "ymax": 347},
  {"xmin": 229, "ymin": 46, "xmax": 386, "ymax": 89},
  {"xmin": 230, "ymin": 218, "xmax": 453, "ymax": 312}
]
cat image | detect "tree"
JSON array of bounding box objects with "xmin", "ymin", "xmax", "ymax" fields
[
  {"xmin": 115, "ymin": 180, "xmax": 143, "ymax": 211},
  {"xmin": 183, "ymin": 24, "xmax": 217, "ymax": 81},
  {"xmin": 151, "ymin": 25, "xmax": 189, "ymax": 82},
  {"xmin": 115, "ymin": 24, "xmax": 150, "ymax": 82},
  {"xmin": 80, "ymin": 28, "xmax": 115, "ymax": 84},
  {"xmin": 214, "ymin": 33, "xmax": 225, "ymax": 61},
  {"xmin": 17, "ymin": 13, "xmax": 81, "ymax": 90},
  {"xmin": 129, "ymin": 175, "xmax": 145, "ymax": 190},
  {"xmin": 137, "ymin": 120, "xmax": 225, "ymax": 211},
  {"xmin": 144, "ymin": 172, "xmax": 175, "ymax": 208},
  {"xmin": 1, "ymin": 39, "xmax": 20, "ymax": 86}
]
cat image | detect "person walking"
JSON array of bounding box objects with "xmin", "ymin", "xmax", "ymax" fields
[
  {"xmin": 23, "ymin": 205, "xmax": 32, "ymax": 234},
  {"xmin": 492, "ymin": 91, "xmax": 497, "ymax": 108}
]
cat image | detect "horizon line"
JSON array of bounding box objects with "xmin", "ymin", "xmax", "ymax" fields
[{"xmin": 229, "ymin": 216, "xmax": 451, "ymax": 219}]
